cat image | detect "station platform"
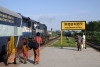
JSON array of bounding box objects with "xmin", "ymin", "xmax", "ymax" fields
[
  {"xmin": 0, "ymin": 46, "xmax": 100, "ymax": 67},
  {"xmin": 16, "ymin": 46, "xmax": 100, "ymax": 67}
]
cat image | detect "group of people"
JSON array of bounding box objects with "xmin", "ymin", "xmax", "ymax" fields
[
  {"xmin": 76, "ymin": 33, "xmax": 85, "ymax": 51},
  {"xmin": 6, "ymin": 32, "xmax": 42, "ymax": 66}
]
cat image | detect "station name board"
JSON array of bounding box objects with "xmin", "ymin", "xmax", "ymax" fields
[
  {"xmin": 0, "ymin": 12, "xmax": 14, "ymax": 23},
  {"xmin": 61, "ymin": 21, "xmax": 86, "ymax": 30}
]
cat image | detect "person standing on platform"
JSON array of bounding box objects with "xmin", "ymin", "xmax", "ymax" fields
[
  {"xmin": 6, "ymin": 36, "xmax": 16, "ymax": 66},
  {"xmin": 82, "ymin": 33, "xmax": 85, "ymax": 48},
  {"xmin": 22, "ymin": 42, "xmax": 28, "ymax": 64},
  {"xmin": 32, "ymin": 32, "xmax": 42, "ymax": 65},
  {"xmin": 77, "ymin": 33, "xmax": 83, "ymax": 51},
  {"xmin": 22, "ymin": 38, "xmax": 27, "ymax": 46}
]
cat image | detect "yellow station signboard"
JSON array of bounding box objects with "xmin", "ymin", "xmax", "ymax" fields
[{"xmin": 61, "ymin": 21, "xmax": 86, "ymax": 30}]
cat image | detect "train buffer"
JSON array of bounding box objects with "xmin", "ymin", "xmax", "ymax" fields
[{"xmin": 0, "ymin": 46, "xmax": 100, "ymax": 67}]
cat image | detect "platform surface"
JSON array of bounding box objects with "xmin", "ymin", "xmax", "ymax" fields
[{"xmin": 17, "ymin": 46, "xmax": 100, "ymax": 67}]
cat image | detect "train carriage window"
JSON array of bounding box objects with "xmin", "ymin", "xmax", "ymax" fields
[
  {"xmin": 11, "ymin": 17, "xmax": 14, "ymax": 20},
  {"xmin": 0, "ymin": 17, "xmax": 2, "ymax": 21},
  {"xmin": 0, "ymin": 12, "xmax": 14, "ymax": 23},
  {"xmin": 8, "ymin": 16, "xmax": 12, "ymax": 19},
  {"xmin": 3, "ymin": 14, "xmax": 7, "ymax": 18},
  {"xmin": 0, "ymin": 12, "xmax": 3, "ymax": 17}
]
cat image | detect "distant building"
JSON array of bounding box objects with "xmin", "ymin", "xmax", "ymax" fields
[{"xmin": 48, "ymin": 31, "xmax": 52, "ymax": 34}]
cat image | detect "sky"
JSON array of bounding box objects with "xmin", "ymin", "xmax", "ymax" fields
[{"xmin": 0, "ymin": 0, "xmax": 100, "ymax": 31}]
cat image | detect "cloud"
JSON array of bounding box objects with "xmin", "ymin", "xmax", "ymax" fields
[{"xmin": 37, "ymin": 15, "xmax": 56, "ymax": 23}]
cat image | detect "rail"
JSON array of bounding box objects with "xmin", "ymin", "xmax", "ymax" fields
[{"xmin": 86, "ymin": 39, "xmax": 100, "ymax": 51}]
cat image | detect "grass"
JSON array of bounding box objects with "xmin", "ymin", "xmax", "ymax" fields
[{"xmin": 49, "ymin": 36, "xmax": 76, "ymax": 47}]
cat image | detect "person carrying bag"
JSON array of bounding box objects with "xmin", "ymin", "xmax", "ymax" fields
[
  {"xmin": 28, "ymin": 41, "xmax": 39, "ymax": 49},
  {"xmin": 31, "ymin": 32, "xmax": 42, "ymax": 65}
]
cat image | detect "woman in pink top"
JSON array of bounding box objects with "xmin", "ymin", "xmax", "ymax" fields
[{"xmin": 33, "ymin": 32, "xmax": 42, "ymax": 64}]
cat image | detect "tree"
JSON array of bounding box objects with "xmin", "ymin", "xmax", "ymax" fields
[{"xmin": 86, "ymin": 21, "xmax": 100, "ymax": 32}]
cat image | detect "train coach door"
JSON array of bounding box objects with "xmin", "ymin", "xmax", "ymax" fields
[{"xmin": 61, "ymin": 21, "xmax": 86, "ymax": 49}]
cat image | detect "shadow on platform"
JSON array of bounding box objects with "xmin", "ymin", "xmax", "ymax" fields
[
  {"xmin": 20, "ymin": 56, "xmax": 34, "ymax": 64},
  {"xmin": 58, "ymin": 47, "xmax": 78, "ymax": 51}
]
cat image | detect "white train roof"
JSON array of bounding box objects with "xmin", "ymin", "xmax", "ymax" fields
[{"xmin": 0, "ymin": 6, "xmax": 22, "ymax": 19}]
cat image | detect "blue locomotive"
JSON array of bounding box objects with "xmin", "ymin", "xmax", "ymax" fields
[{"xmin": 0, "ymin": 6, "xmax": 49, "ymax": 62}]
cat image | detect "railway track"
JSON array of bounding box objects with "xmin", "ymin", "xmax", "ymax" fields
[
  {"xmin": 86, "ymin": 40, "xmax": 100, "ymax": 51},
  {"xmin": 41, "ymin": 36, "xmax": 60, "ymax": 49}
]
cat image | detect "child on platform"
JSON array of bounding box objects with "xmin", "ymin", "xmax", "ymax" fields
[{"xmin": 22, "ymin": 42, "xmax": 28, "ymax": 64}]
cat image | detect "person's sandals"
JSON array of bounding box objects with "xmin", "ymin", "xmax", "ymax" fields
[
  {"xmin": 34, "ymin": 62, "xmax": 39, "ymax": 65},
  {"xmin": 34, "ymin": 62, "xmax": 37, "ymax": 65},
  {"xmin": 36, "ymin": 62, "xmax": 39, "ymax": 64},
  {"xmin": 6, "ymin": 64, "xmax": 9, "ymax": 66},
  {"xmin": 20, "ymin": 60, "xmax": 23, "ymax": 63},
  {"xmin": 24, "ymin": 61, "xmax": 27, "ymax": 64}
]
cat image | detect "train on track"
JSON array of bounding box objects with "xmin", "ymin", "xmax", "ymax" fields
[{"xmin": 0, "ymin": 6, "xmax": 49, "ymax": 62}]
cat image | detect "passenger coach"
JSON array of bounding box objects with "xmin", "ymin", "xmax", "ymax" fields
[
  {"xmin": 0, "ymin": 6, "xmax": 49, "ymax": 62},
  {"xmin": 0, "ymin": 6, "xmax": 22, "ymax": 61}
]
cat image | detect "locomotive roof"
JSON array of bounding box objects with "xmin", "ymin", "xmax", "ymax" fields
[
  {"xmin": 19, "ymin": 14, "xmax": 28, "ymax": 19},
  {"xmin": 0, "ymin": 6, "xmax": 22, "ymax": 19},
  {"xmin": 30, "ymin": 19, "xmax": 37, "ymax": 23},
  {"xmin": 41, "ymin": 24, "xmax": 45, "ymax": 26}
]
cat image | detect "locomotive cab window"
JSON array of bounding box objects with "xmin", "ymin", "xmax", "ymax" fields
[
  {"xmin": 32, "ymin": 22, "xmax": 34, "ymax": 29},
  {"xmin": 26, "ymin": 21, "xmax": 31, "ymax": 27},
  {"xmin": 22, "ymin": 18, "xmax": 27, "ymax": 22}
]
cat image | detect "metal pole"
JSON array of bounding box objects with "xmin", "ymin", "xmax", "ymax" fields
[
  {"xmin": 61, "ymin": 30, "xmax": 62, "ymax": 48},
  {"xmin": 85, "ymin": 30, "xmax": 86, "ymax": 49},
  {"xmin": 51, "ymin": 28, "xmax": 52, "ymax": 38}
]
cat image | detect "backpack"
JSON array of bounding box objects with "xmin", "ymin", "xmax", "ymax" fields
[{"xmin": 28, "ymin": 41, "xmax": 39, "ymax": 49}]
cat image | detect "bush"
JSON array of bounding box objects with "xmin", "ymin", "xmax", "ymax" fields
[{"xmin": 86, "ymin": 31, "xmax": 100, "ymax": 43}]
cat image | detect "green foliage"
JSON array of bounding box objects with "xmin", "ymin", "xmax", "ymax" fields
[
  {"xmin": 86, "ymin": 31, "xmax": 100, "ymax": 42},
  {"xmin": 86, "ymin": 21, "xmax": 100, "ymax": 32},
  {"xmin": 85, "ymin": 21, "xmax": 100, "ymax": 42},
  {"xmin": 49, "ymin": 36, "xmax": 76, "ymax": 47}
]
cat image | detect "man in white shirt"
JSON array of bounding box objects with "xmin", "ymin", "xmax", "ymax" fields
[{"xmin": 82, "ymin": 33, "xmax": 85, "ymax": 48}]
